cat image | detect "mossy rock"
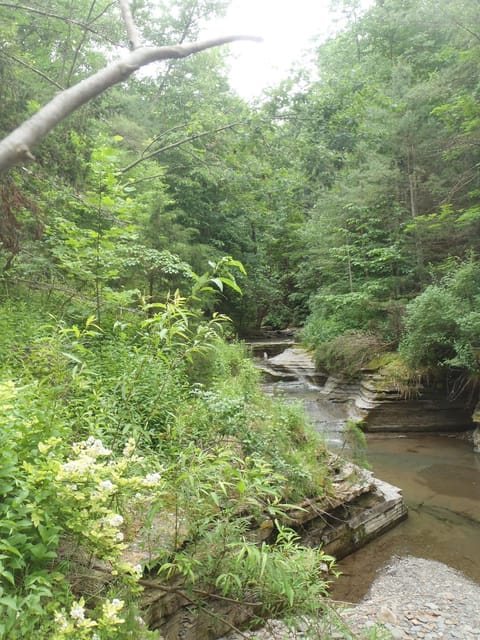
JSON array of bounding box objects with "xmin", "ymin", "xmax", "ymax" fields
[{"xmin": 366, "ymin": 353, "xmax": 423, "ymax": 397}]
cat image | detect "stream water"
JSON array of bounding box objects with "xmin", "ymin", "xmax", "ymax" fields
[{"xmin": 259, "ymin": 363, "xmax": 480, "ymax": 603}]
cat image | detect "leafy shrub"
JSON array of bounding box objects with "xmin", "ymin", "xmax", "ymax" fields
[
  {"xmin": 0, "ymin": 277, "xmax": 336, "ymax": 638},
  {"xmin": 399, "ymin": 285, "xmax": 458, "ymax": 368},
  {"xmin": 301, "ymin": 291, "xmax": 385, "ymax": 350},
  {"xmin": 400, "ymin": 260, "xmax": 480, "ymax": 373}
]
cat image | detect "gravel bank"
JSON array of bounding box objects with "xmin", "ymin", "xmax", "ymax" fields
[
  {"xmin": 341, "ymin": 556, "xmax": 480, "ymax": 639},
  {"xmin": 222, "ymin": 556, "xmax": 480, "ymax": 639}
]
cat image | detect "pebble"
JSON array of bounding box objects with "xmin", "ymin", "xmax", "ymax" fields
[{"xmin": 220, "ymin": 556, "xmax": 480, "ymax": 639}]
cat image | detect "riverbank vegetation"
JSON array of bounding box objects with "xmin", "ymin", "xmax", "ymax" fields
[
  {"xmin": 1, "ymin": 0, "xmax": 479, "ymax": 636},
  {"xmin": 0, "ymin": 278, "xmax": 340, "ymax": 638}
]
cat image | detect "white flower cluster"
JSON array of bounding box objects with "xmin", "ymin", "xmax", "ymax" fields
[
  {"xmin": 102, "ymin": 513, "xmax": 125, "ymax": 541},
  {"xmin": 59, "ymin": 437, "xmax": 112, "ymax": 479},
  {"xmin": 98, "ymin": 479, "xmax": 115, "ymax": 493},
  {"xmin": 122, "ymin": 437, "xmax": 136, "ymax": 457},
  {"xmin": 80, "ymin": 436, "xmax": 112, "ymax": 457},
  {"xmin": 143, "ymin": 472, "xmax": 161, "ymax": 487},
  {"xmin": 70, "ymin": 602, "xmax": 85, "ymax": 621},
  {"xmin": 53, "ymin": 598, "xmax": 126, "ymax": 636},
  {"xmin": 105, "ymin": 513, "xmax": 124, "ymax": 528}
]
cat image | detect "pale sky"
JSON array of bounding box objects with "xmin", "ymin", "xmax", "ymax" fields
[{"xmin": 203, "ymin": 0, "xmax": 371, "ymax": 99}]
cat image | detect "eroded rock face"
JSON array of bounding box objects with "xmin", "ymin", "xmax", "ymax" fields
[
  {"xmin": 291, "ymin": 460, "xmax": 407, "ymax": 559},
  {"xmin": 321, "ymin": 373, "xmax": 475, "ymax": 433},
  {"xmin": 257, "ymin": 347, "xmax": 327, "ymax": 387}
]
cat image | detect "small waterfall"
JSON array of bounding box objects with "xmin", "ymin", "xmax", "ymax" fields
[{"xmin": 254, "ymin": 346, "xmax": 348, "ymax": 449}]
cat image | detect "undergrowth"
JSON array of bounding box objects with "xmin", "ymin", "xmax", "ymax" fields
[{"xmin": 0, "ymin": 276, "xmax": 342, "ymax": 639}]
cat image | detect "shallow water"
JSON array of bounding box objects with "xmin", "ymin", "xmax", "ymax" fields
[
  {"xmin": 261, "ymin": 374, "xmax": 480, "ymax": 602},
  {"xmin": 331, "ymin": 433, "xmax": 480, "ymax": 602}
]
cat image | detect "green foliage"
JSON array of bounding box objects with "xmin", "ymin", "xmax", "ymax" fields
[
  {"xmin": 301, "ymin": 291, "xmax": 385, "ymax": 350},
  {"xmin": 0, "ymin": 383, "xmax": 62, "ymax": 638},
  {"xmin": 275, "ymin": 0, "xmax": 480, "ymax": 347},
  {"xmin": 343, "ymin": 419, "xmax": 369, "ymax": 468},
  {"xmin": 400, "ymin": 260, "xmax": 480, "ymax": 373},
  {"xmin": 6, "ymin": 0, "xmax": 480, "ymax": 633},
  {"xmin": 0, "ymin": 269, "xmax": 335, "ymax": 638}
]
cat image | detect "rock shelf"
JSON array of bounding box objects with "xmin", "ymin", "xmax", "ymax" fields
[{"xmin": 142, "ymin": 459, "xmax": 407, "ymax": 639}]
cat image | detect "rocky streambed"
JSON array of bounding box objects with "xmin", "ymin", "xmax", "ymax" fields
[
  {"xmin": 222, "ymin": 556, "xmax": 480, "ymax": 640},
  {"xmin": 341, "ymin": 556, "xmax": 480, "ymax": 640}
]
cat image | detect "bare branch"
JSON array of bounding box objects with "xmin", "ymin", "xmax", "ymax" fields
[
  {"xmin": 0, "ymin": 2, "xmax": 119, "ymax": 45},
  {"xmin": 121, "ymin": 122, "xmax": 244, "ymax": 173},
  {"xmin": 66, "ymin": 0, "xmax": 98, "ymax": 87},
  {"xmin": 0, "ymin": 50, "xmax": 64, "ymax": 90},
  {"xmin": 119, "ymin": 0, "xmax": 142, "ymax": 49},
  {"xmin": 142, "ymin": 123, "xmax": 192, "ymax": 155},
  {"xmin": 0, "ymin": 35, "xmax": 262, "ymax": 174},
  {"xmin": 91, "ymin": 1, "xmax": 117, "ymax": 23}
]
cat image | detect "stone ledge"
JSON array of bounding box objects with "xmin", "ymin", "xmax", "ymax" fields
[{"xmin": 142, "ymin": 460, "xmax": 407, "ymax": 639}]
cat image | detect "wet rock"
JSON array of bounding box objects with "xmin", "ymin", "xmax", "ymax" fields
[{"xmin": 257, "ymin": 347, "xmax": 326, "ymax": 387}]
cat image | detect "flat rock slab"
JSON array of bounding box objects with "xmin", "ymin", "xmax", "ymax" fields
[{"xmin": 258, "ymin": 347, "xmax": 326, "ymax": 386}]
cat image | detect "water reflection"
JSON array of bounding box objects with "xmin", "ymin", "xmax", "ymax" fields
[{"xmin": 332, "ymin": 434, "xmax": 480, "ymax": 602}]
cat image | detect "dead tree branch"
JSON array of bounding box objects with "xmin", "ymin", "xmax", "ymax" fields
[
  {"xmin": 121, "ymin": 122, "xmax": 243, "ymax": 173},
  {"xmin": 0, "ymin": 35, "xmax": 261, "ymax": 174},
  {"xmin": 119, "ymin": 0, "xmax": 141, "ymax": 49}
]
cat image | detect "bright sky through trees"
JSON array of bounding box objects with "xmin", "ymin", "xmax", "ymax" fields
[{"xmin": 203, "ymin": 0, "xmax": 372, "ymax": 99}]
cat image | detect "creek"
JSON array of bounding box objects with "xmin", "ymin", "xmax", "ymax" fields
[{"xmin": 255, "ymin": 345, "xmax": 480, "ymax": 603}]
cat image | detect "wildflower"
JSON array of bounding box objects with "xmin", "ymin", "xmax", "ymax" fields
[
  {"xmin": 102, "ymin": 598, "xmax": 125, "ymax": 624},
  {"xmin": 122, "ymin": 438, "xmax": 136, "ymax": 457},
  {"xmin": 70, "ymin": 601, "xmax": 85, "ymax": 621},
  {"xmin": 54, "ymin": 612, "xmax": 68, "ymax": 631},
  {"xmin": 106, "ymin": 513, "xmax": 124, "ymax": 527},
  {"xmin": 85, "ymin": 437, "xmax": 112, "ymax": 457},
  {"xmin": 144, "ymin": 472, "xmax": 161, "ymax": 486},
  {"xmin": 61, "ymin": 457, "xmax": 93, "ymax": 475},
  {"xmin": 98, "ymin": 479, "xmax": 115, "ymax": 492},
  {"xmin": 115, "ymin": 531, "xmax": 124, "ymax": 541}
]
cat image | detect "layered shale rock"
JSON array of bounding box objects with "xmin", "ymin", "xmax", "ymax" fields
[
  {"xmin": 257, "ymin": 347, "xmax": 327, "ymax": 387},
  {"xmin": 320, "ymin": 370, "xmax": 474, "ymax": 433}
]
